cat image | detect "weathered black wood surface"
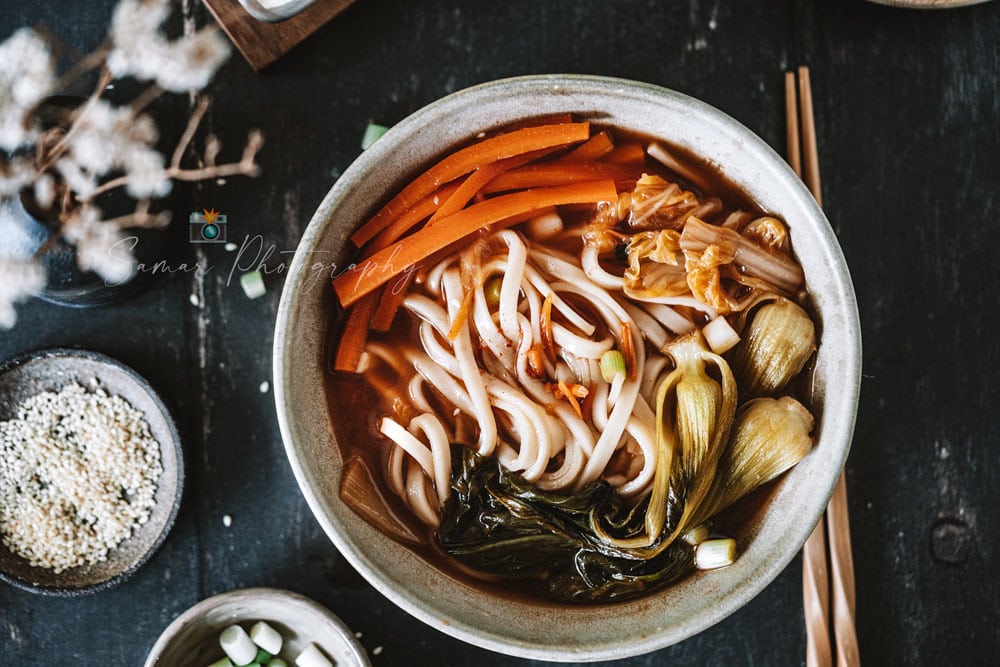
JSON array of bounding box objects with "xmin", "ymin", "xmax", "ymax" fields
[{"xmin": 2, "ymin": 0, "xmax": 998, "ymax": 664}]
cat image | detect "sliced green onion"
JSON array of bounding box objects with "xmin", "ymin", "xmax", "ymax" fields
[
  {"xmin": 220, "ymin": 625, "xmax": 257, "ymax": 665},
  {"xmin": 600, "ymin": 349, "xmax": 626, "ymax": 383},
  {"xmin": 240, "ymin": 270, "xmax": 266, "ymax": 299},
  {"xmin": 253, "ymin": 648, "xmax": 272, "ymax": 663},
  {"xmin": 484, "ymin": 277, "xmax": 502, "ymax": 309},
  {"xmin": 695, "ymin": 538, "xmax": 737, "ymax": 570},
  {"xmin": 296, "ymin": 644, "xmax": 333, "ymax": 667},
  {"xmin": 207, "ymin": 658, "xmax": 233, "ymax": 667},
  {"xmin": 361, "ymin": 122, "xmax": 389, "ymax": 150},
  {"xmin": 680, "ymin": 523, "xmax": 710, "ymax": 546},
  {"xmin": 250, "ymin": 621, "xmax": 282, "ymax": 654},
  {"xmin": 703, "ymin": 315, "xmax": 740, "ymax": 354},
  {"xmin": 266, "ymin": 660, "xmax": 288, "ymax": 667}
]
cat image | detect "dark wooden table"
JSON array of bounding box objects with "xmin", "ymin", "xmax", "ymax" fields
[{"xmin": 2, "ymin": 1, "xmax": 998, "ymax": 664}]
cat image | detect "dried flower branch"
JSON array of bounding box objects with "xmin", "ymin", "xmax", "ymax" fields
[{"xmin": 0, "ymin": 0, "xmax": 260, "ymax": 328}]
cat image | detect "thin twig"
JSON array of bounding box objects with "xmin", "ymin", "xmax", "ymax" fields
[
  {"xmin": 48, "ymin": 40, "xmax": 111, "ymax": 94},
  {"xmin": 130, "ymin": 83, "xmax": 163, "ymax": 116},
  {"xmin": 85, "ymin": 129, "xmax": 262, "ymax": 200},
  {"xmin": 37, "ymin": 68, "xmax": 113, "ymax": 174},
  {"xmin": 170, "ymin": 96, "xmax": 211, "ymax": 168},
  {"xmin": 101, "ymin": 199, "xmax": 171, "ymax": 229}
]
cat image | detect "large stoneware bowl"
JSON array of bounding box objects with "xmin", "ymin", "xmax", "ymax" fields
[{"xmin": 273, "ymin": 75, "xmax": 861, "ymax": 661}]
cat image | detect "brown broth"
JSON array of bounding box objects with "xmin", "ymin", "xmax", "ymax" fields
[{"xmin": 323, "ymin": 119, "xmax": 812, "ymax": 605}]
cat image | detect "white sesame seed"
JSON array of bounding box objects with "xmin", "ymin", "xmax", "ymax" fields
[
  {"xmin": 224, "ymin": 242, "xmax": 238, "ymax": 252},
  {"xmin": 259, "ymin": 381, "xmax": 270, "ymax": 394},
  {"xmin": 0, "ymin": 383, "xmax": 162, "ymax": 573},
  {"xmin": 372, "ymin": 646, "xmax": 383, "ymax": 656},
  {"xmin": 223, "ymin": 514, "xmax": 233, "ymax": 527},
  {"xmin": 189, "ymin": 293, "xmax": 200, "ymax": 307}
]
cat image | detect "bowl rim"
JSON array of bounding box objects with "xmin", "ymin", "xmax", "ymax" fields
[
  {"xmin": 0, "ymin": 346, "xmax": 184, "ymax": 596},
  {"xmin": 142, "ymin": 586, "xmax": 371, "ymax": 667},
  {"xmin": 273, "ymin": 74, "xmax": 862, "ymax": 661}
]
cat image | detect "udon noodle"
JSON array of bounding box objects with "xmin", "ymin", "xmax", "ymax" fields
[{"xmin": 329, "ymin": 118, "xmax": 817, "ymax": 602}]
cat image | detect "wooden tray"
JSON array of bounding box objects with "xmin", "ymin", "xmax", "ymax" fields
[{"xmin": 201, "ymin": 0, "xmax": 356, "ymax": 71}]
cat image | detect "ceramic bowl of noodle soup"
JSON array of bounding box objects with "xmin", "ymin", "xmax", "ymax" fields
[{"xmin": 273, "ymin": 75, "xmax": 861, "ymax": 661}]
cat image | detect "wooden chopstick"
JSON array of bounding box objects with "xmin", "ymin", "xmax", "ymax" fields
[{"xmin": 785, "ymin": 66, "xmax": 860, "ymax": 667}]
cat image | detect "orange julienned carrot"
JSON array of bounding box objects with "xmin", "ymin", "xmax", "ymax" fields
[
  {"xmin": 350, "ymin": 122, "xmax": 591, "ymax": 247},
  {"xmin": 562, "ymin": 130, "xmax": 614, "ymax": 161},
  {"xmin": 426, "ymin": 147, "xmax": 558, "ymax": 225},
  {"xmin": 605, "ymin": 143, "xmax": 647, "ymax": 166},
  {"xmin": 481, "ymin": 161, "xmax": 634, "ymax": 194},
  {"xmin": 333, "ymin": 292, "xmax": 379, "ymax": 372},
  {"xmin": 334, "ymin": 180, "xmax": 618, "ymax": 307},
  {"xmin": 367, "ymin": 150, "xmax": 556, "ymax": 331},
  {"xmin": 364, "ymin": 181, "xmax": 462, "ymax": 255},
  {"xmin": 370, "ymin": 275, "xmax": 413, "ymax": 331}
]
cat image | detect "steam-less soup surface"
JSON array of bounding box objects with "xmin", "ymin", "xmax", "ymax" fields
[{"xmin": 327, "ymin": 117, "xmax": 817, "ymax": 603}]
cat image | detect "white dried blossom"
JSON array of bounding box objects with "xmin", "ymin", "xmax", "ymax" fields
[
  {"xmin": 32, "ymin": 173, "xmax": 55, "ymax": 209},
  {"xmin": 0, "ymin": 257, "xmax": 45, "ymax": 328},
  {"xmin": 62, "ymin": 206, "xmax": 136, "ymax": 285},
  {"xmin": 122, "ymin": 148, "xmax": 171, "ymax": 199},
  {"xmin": 66, "ymin": 99, "xmax": 167, "ymax": 196},
  {"xmin": 107, "ymin": 0, "xmax": 230, "ymax": 93},
  {"xmin": 0, "ymin": 29, "xmax": 55, "ymax": 151},
  {"xmin": 0, "ymin": 157, "xmax": 36, "ymax": 197},
  {"xmin": 149, "ymin": 30, "xmax": 230, "ymax": 93},
  {"xmin": 55, "ymin": 157, "xmax": 98, "ymax": 198}
]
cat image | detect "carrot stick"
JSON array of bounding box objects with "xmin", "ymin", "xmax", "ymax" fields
[
  {"xmin": 367, "ymin": 151, "xmax": 556, "ymax": 331},
  {"xmin": 505, "ymin": 112, "xmax": 575, "ymax": 130},
  {"xmin": 333, "ymin": 292, "xmax": 379, "ymax": 372},
  {"xmin": 605, "ymin": 143, "xmax": 646, "ymax": 166},
  {"xmin": 363, "ymin": 181, "xmax": 462, "ymax": 255},
  {"xmin": 562, "ymin": 130, "xmax": 614, "ymax": 161},
  {"xmin": 334, "ymin": 181, "xmax": 617, "ymax": 307},
  {"xmin": 427, "ymin": 147, "xmax": 558, "ymax": 225},
  {"xmin": 481, "ymin": 161, "xmax": 634, "ymax": 194},
  {"xmin": 350, "ymin": 122, "xmax": 591, "ymax": 247},
  {"xmin": 370, "ymin": 277, "xmax": 412, "ymax": 331}
]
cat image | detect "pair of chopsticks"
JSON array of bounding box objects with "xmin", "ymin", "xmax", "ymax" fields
[{"xmin": 785, "ymin": 67, "xmax": 860, "ymax": 667}]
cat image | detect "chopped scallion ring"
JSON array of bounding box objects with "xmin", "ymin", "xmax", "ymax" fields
[
  {"xmin": 361, "ymin": 122, "xmax": 389, "ymax": 150},
  {"xmin": 695, "ymin": 538, "xmax": 737, "ymax": 570},
  {"xmin": 240, "ymin": 270, "xmax": 266, "ymax": 300},
  {"xmin": 600, "ymin": 349, "xmax": 626, "ymax": 383}
]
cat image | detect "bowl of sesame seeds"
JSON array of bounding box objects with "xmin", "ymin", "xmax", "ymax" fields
[{"xmin": 0, "ymin": 348, "xmax": 183, "ymax": 595}]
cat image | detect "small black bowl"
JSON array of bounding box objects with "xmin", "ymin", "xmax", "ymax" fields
[{"xmin": 0, "ymin": 348, "xmax": 184, "ymax": 595}]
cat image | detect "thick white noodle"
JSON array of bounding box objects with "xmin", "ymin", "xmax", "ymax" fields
[
  {"xmin": 405, "ymin": 461, "xmax": 440, "ymax": 527},
  {"xmin": 641, "ymin": 354, "xmax": 671, "ymax": 405},
  {"xmin": 408, "ymin": 375, "xmax": 434, "ymax": 413},
  {"xmin": 641, "ymin": 302, "xmax": 696, "ymax": 335},
  {"xmin": 523, "ymin": 264, "xmax": 596, "ymax": 335},
  {"xmin": 498, "ymin": 231, "xmax": 528, "ymax": 341},
  {"xmin": 443, "ymin": 270, "xmax": 499, "ymax": 456},
  {"xmin": 388, "ymin": 445, "xmax": 405, "ymax": 496},
  {"xmin": 622, "ymin": 301, "xmax": 671, "ymax": 351},
  {"xmin": 633, "ymin": 293, "xmax": 718, "ymax": 318},
  {"xmin": 581, "ymin": 244, "xmax": 625, "ymax": 290},
  {"xmin": 380, "ymin": 417, "xmax": 435, "ymax": 479},
  {"xmin": 408, "ymin": 413, "xmax": 452, "ymax": 505}
]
